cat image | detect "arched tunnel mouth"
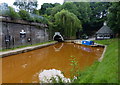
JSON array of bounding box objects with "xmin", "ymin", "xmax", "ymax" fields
[{"xmin": 54, "ymin": 35, "xmax": 63, "ymax": 42}]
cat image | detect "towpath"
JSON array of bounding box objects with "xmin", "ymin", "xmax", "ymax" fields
[{"xmin": 0, "ymin": 41, "xmax": 57, "ymax": 58}]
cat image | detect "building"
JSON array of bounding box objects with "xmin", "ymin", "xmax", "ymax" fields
[{"xmin": 95, "ymin": 22, "xmax": 114, "ymax": 40}]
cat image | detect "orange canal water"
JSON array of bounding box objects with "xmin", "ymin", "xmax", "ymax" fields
[{"xmin": 1, "ymin": 42, "xmax": 104, "ymax": 83}]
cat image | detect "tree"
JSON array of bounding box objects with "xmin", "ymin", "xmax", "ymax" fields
[
  {"xmin": 13, "ymin": 0, "xmax": 38, "ymax": 12},
  {"xmin": 40, "ymin": 3, "xmax": 53, "ymax": 14},
  {"xmin": 52, "ymin": 3, "xmax": 60, "ymax": 7},
  {"xmin": 74, "ymin": 2, "xmax": 91, "ymax": 35},
  {"xmin": 32, "ymin": 9, "xmax": 39, "ymax": 15},
  {"xmin": 89, "ymin": 2, "xmax": 112, "ymax": 31},
  {"xmin": 45, "ymin": 5, "xmax": 62, "ymax": 16},
  {"xmin": 45, "ymin": 8, "xmax": 53, "ymax": 16},
  {"xmin": 62, "ymin": 2, "xmax": 79, "ymax": 17},
  {"xmin": 54, "ymin": 9, "xmax": 82, "ymax": 38},
  {"xmin": 107, "ymin": 2, "xmax": 120, "ymax": 36},
  {"xmin": 40, "ymin": 3, "xmax": 61, "ymax": 15},
  {"xmin": 74, "ymin": 2, "xmax": 91, "ymax": 24}
]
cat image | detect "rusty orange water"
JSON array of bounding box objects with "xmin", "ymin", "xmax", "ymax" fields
[{"xmin": 2, "ymin": 42, "xmax": 104, "ymax": 83}]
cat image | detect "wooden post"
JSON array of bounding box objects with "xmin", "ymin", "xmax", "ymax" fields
[{"xmin": 103, "ymin": 34, "xmax": 104, "ymax": 40}]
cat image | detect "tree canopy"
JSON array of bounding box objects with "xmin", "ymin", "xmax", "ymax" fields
[
  {"xmin": 107, "ymin": 2, "xmax": 120, "ymax": 35},
  {"xmin": 2, "ymin": 1, "xmax": 119, "ymax": 38},
  {"xmin": 40, "ymin": 3, "xmax": 60, "ymax": 15},
  {"xmin": 40, "ymin": 2, "xmax": 113, "ymax": 38},
  {"xmin": 54, "ymin": 9, "xmax": 82, "ymax": 38},
  {"xmin": 89, "ymin": 2, "xmax": 111, "ymax": 31},
  {"xmin": 13, "ymin": 0, "xmax": 38, "ymax": 12}
]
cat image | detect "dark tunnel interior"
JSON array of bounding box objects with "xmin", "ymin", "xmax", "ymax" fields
[{"xmin": 54, "ymin": 35, "xmax": 63, "ymax": 42}]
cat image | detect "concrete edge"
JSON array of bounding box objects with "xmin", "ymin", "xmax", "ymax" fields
[
  {"xmin": 0, "ymin": 41, "xmax": 58, "ymax": 58},
  {"xmin": 98, "ymin": 44, "xmax": 107, "ymax": 62}
]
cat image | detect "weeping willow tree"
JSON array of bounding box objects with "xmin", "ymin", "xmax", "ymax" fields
[{"xmin": 54, "ymin": 9, "xmax": 82, "ymax": 38}]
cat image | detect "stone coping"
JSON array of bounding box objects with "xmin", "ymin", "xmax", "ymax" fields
[
  {"xmin": 0, "ymin": 16, "xmax": 48, "ymax": 27},
  {"xmin": 0, "ymin": 41, "xmax": 58, "ymax": 58},
  {"xmin": 98, "ymin": 45, "xmax": 107, "ymax": 62}
]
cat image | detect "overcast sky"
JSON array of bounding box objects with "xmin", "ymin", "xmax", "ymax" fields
[{"xmin": 0, "ymin": 0, "xmax": 64, "ymax": 9}]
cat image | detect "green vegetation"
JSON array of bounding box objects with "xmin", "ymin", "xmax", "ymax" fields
[
  {"xmin": 1, "ymin": 2, "xmax": 119, "ymax": 38},
  {"xmin": 107, "ymin": 2, "xmax": 120, "ymax": 36},
  {"xmin": 18, "ymin": 9, "xmax": 43, "ymax": 23},
  {"xmin": 41, "ymin": 3, "xmax": 60, "ymax": 15},
  {"xmin": 89, "ymin": 2, "xmax": 112, "ymax": 32},
  {"xmin": 54, "ymin": 9, "xmax": 82, "ymax": 38},
  {"xmin": 0, "ymin": 2, "xmax": 47, "ymax": 24},
  {"xmin": 0, "ymin": 41, "xmax": 56, "ymax": 52},
  {"xmin": 40, "ymin": 2, "xmax": 114, "ymax": 38},
  {"xmin": 69, "ymin": 56, "xmax": 80, "ymax": 78},
  {"xmin": 18, "ymin": 10, "xmax": 30, "ymax": 21},
  {"xmin": 73, "ymin": 38, "xmax": 118, "ymax": 83},
  {"xmin": 0, "ymin": 1, "xmax": 119, "ymax": 83},
  {"xmin": 8, "ymin": 6, "xmax": 20, "ymax": 19}
]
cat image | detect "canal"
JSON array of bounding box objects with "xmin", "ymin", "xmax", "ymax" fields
[{"xmin": 2, "ymin": 42, "xmax": 104, "ymax": 83}]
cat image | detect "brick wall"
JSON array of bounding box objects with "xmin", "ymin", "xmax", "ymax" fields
[{"xmin": 0, "ymin": 17, "xmax": 49, "ymax": 49}]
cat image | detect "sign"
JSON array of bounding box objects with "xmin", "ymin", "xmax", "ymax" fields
[{"xmin": 20, "ymin": 30, "xmax": 26, "ymax": 38}]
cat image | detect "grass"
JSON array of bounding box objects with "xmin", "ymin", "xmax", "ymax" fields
[
  {"xmin": 74, "ymin": 38, "xmax": 119, "ymax": 83},
  {"xmin": 0, "ymin": 41, "xmax": 56, "ymax": 52}
]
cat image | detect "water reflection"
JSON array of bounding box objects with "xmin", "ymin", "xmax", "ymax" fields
[
  {"xmin": 2, "ymin": 43, "xmax": 104, "ymax": 83},
  {"xmin": 22, "ymin": 64, "xmax": 28, "ymax": 68},
  {"xmin": 81, "ymin": 46, "xmax": 92, "ymax": 52},
  {"xmin": 53, "ymin": 43, "xmax": 64, "ymax": 52}
]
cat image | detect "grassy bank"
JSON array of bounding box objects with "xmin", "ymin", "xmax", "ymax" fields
[
  {"xmin": 0, "ymin": 41, "xmax": 56, "ymax": 52},
  {"xmin": 74, "ymin": 38, "xmax": 119, "ymax": 83}
]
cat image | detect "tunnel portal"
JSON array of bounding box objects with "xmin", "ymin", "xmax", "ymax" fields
[{"xmin": 53, "ymin": 32, "xmax": 64, "ymax": 42}]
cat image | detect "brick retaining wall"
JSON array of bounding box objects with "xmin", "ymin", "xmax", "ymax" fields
[{"xmin": 0, "ymin": 16, "xmax": 49, "ymax": 49}]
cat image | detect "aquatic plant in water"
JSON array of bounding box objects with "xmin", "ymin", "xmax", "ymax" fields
[
  {"xmin": 39, "ymin": 69, "xmax": 71, "ymax": 83},
  {"xmin": 69, "ymin": 56, "xmax": 80, "ymax": 77}
]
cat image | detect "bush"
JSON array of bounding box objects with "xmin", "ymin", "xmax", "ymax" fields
[
  {"xmin": 8, "ymin": 6, "xmax": 20, "ymax": 19},
  {"xmin": 42, "ymin": 18, "xmax": 48, "ymax": 24},
  {"xmin": 28, "ymin": 16, "xmax": 35, "ymax": 22},
  {"xmin": 0, "ymin": 6, "xmax": 20, "ymax": 19},
  {"xmin": 0, "ymin": 4, "xmax": 48, "ymax": 24},
  {"xmin": 18, "ymin": 10, "xmax": 48, "ymax": 24},
  {"xmin": 19, "ymin": 10, "xmax": 30, "ymax": 21},
  {"xmin": 30, "ymin": 13, "xmax": 49, "ymax": 23},
  {"xmin": 34, "ymin": 16, "xmax": 42, "ymax": 23}
]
